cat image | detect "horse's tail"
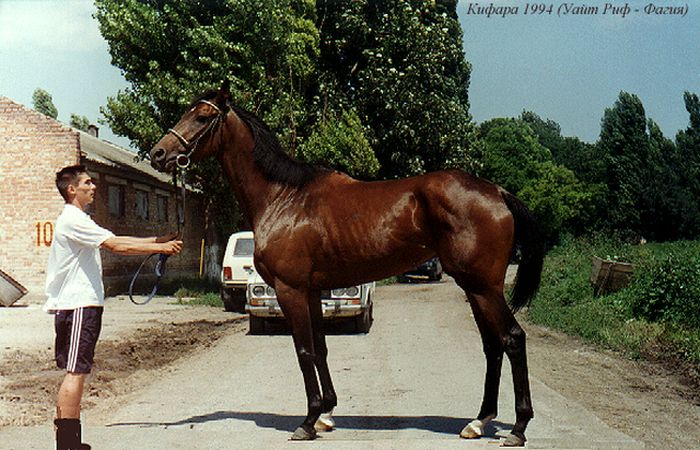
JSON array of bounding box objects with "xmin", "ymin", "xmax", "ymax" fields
[{"xmin": 501, "ymin": 191, "xmax": 545, "ymax": 313}]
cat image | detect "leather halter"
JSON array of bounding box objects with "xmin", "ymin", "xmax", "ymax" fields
[{"xmin": 167, "ymin": 99, "xmax": 224, "ymax": 169}]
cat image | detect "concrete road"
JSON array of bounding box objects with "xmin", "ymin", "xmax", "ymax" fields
[{"xmin": 0, "ymin": 278, "xmax": 641, "ymax": 449}]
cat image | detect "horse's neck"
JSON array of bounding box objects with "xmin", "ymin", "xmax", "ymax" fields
[{"xmin": 217, "ymin": 114, "xmax": 280, "ymax": 228}]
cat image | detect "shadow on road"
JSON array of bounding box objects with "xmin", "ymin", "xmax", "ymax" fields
[{"xmin": 106, "ymin": 411, "xmax": 512, "ymax": 437}]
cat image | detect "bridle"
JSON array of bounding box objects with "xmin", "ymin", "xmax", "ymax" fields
[
  {"xmin": 167, "ymin": 99, "xmax": 225, "ymax": 169},
  {"xmin": 129, "ymin": 99, "xmax": 225, "ymax": 305}
]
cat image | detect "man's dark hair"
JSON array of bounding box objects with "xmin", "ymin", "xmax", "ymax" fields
[{"xmin": 55, "ymin": 164, "xmax": 87, "ymax": 201}]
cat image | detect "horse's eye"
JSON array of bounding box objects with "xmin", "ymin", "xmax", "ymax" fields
[{"xmin": 196, "ymin": 115, "xmax": 208, "ymax": 124}]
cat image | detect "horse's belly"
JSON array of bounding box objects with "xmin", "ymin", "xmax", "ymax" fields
[{"xmin": 310, "ymin": 244, "xmax": 435, "ymax": 288}]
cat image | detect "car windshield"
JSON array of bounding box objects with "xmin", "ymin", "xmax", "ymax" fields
[{"xmin": 233, "ymin": 238, "xmax": 254, "ymax": 256}]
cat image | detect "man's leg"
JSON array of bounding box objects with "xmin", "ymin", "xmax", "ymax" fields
[
  {"xmin": 53, "ymin": 307, "xmax": 102, "ymax": 449},
  {"xmin": 57, "ymin": 373, "xmax": 87, "ymax": 419}
]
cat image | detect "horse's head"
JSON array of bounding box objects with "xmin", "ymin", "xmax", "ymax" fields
[{"xmin": 150, "ymin": 81, "xmax": 231, "ymax": 173}]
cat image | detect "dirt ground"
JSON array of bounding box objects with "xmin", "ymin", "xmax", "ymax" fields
[
  {"xmin": 523, "ymin": 321, "xmax": 700, "ymax": 449},
  {"xmin": 1, "ymin": 291, "xmax": 699, "ymax": 449},
  {"xmin": 0, "ymin": 295, "xmax": 246, "ymax": 427}
]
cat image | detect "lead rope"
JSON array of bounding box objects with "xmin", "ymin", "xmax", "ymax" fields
[{"xmin": 128, "ymin": 169, "xmax": 186, "ymax": 305}]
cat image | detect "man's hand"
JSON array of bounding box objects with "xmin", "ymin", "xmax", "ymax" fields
[
  {"xmin": 156, "ymin": 232, "xmax": 180, "ymax": 243},
  {"xmin": 160, "ymin": 239, "xmax": 183, "ymax": 255}
]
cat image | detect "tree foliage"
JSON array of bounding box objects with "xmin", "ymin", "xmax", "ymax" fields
[
  {"xmin": 316, "ymin": 0, "xmax": 475, "ymax": 178},
  {"xmin": 477, "ymin": 118, "xmax": 549, "ymax": 194},
  {"xmin": 522, "ymin": 111, "xmax": 608, "ymax": 233},
  {"xmin": 95, "ymin": 0, "xmax": 477, "ymax": 244},
  {"xmin": 95, "ymin": 0, "xmax": 320, "ymax": 239},
  {"xmin": 95, "ymin": 0, "xmax": 319, "ymax": 152},
  {"xmin": 32, "ymin": 88, "xmax": 58, "ymax": 119},
  {"xmin": 594, "ymin": 91, "xmax": 698, "ymax": 240},
  {"xmin": 70, "ymin": 114, "xmax": 91, "ymax": 132},
  {"xmin": 671, "ymin": 91, "xmax": 700, "ymax": 238},
  {"xmin": 477, "ymin": 118, "xmax": 591, "ymax": 242},
  {"xmin": 598, "ymin": 92, "xmax": 652, "ymax": 233},
  {"xmin": 298, "ymin": 108, "xmax": 379, "ymax": 178}
]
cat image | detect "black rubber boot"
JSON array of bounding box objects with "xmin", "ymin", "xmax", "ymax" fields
[{"xmin": 55, "ymin": 418, "xmax": 91, "ymax": 450}]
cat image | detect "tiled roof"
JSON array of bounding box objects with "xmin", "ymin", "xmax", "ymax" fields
[
  {"xmin": 1, "ymin": 95, "xmax": 183, "ymax": 188},
  {"xmin": 78, "ymin": 131, "xmax": 172, "ymax": 184}
]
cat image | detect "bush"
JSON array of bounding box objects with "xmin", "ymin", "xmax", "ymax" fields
[
  {"xmin": 528, "ymin": 236, "xmax": 700, "ymax": 368},
  {"xmin": 626, "ymin": 253, "xmax": 700, "ymax": 328}
]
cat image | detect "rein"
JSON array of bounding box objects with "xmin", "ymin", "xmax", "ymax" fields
[
  {"xmin": 128, "ymin": 169, "xmax": 187, "ymax": 305},
  {"xmin": 129, "ymin": 99, "xmax": 223, "ymax": 305}
]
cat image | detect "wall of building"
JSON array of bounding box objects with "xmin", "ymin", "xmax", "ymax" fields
[
  {"xmin": 0, "ymin": 97, "xmax": 208, "ymax": 301},
  {"xmin": 0, "ymin": 97, "xmax": 80, "ymax": 293},
  {"xmin": 85, "ymin": 162, "xmax": 208, "ymax": 295}
]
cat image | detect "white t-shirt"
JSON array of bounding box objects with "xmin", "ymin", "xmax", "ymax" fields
[{"xmin": 44, "ymin": 204, "xmax": 115, "ymax": 312}]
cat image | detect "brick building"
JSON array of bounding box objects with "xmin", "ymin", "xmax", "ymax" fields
[{"xmin": 0, "ymin": 96, "xmax": 207, "ymax": 301}]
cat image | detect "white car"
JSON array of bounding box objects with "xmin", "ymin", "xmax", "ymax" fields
[
  {"xmin": 246, "ymin": 269, "xmax": 375, "ymax": 334},
  {"xmin": 220, "ymin": 231, "xmax": 255, "ymax": 311}
]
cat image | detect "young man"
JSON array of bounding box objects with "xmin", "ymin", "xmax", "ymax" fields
[{"xmin": 45, "ymin": 165, "xmax": 183, "ymax": 450}]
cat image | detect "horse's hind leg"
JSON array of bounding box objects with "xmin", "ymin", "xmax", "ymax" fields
[
  {"xmin": 460, "ymin": 290, "xmax": 504, "ymax": 440},
  {"xmin": 458, "ymin": 284, "xmax": 533, "ymax": 447},
  {"xmin": 308, "ymin": 297, "xmax": 337, "ymax": 432}
]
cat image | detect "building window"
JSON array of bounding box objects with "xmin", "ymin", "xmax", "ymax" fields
[
  {"xmin": 156, "ymin": 195, "xmax": 168, "ymax": 222},
  {"xmin": 108, "ymin": 185, "xmax": 124, "ymax": 217},
  {"xmin": 135, "ymin": 190, "xmax": 149, "ymax": 220}
]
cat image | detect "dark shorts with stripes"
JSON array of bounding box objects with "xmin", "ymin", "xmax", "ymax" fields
[{"xmin": 54, "ymin": 307, "xmax": 103, "ymax": 374}]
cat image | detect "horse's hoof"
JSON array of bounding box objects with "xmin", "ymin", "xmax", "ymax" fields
[
  {"xmin": 501, "ymin": 432, "xmax": 526, "ymax": 447},
  {"xmin": 314, "ymin": 412, "xmax": 335, "ymax": 432},
  {"xmin": 290, "ymin": 426, "xmax": 317, "ymax": 441},
  {"xmin": 460, "ymin": 420, "xmax": 484, "ymax": 439}
]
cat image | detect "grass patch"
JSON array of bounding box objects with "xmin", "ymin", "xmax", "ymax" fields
[
  {"xmin": 528, "ymin": 235, "xmax": 700, "ymax": 377},
  {"xmin": 176, "ymin": 291, "xmax": 224, "ymax": 307},
  {"xmin": 154, "ymin": 277, "xmax": 224, "ymax": 308}
]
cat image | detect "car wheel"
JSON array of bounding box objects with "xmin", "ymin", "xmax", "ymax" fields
[
  {"xmin": 355, "ymin": 302, "xmax": 373, "ymax": 333},
  {"xmin": 222, "ymin": 288, "xmax": 245, "ymax": 312},
  {"xmin": 249, "ymin": 315, "xmax": 266, "ymax": 334}
]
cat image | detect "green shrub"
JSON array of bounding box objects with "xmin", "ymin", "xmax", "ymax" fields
[
  {"xmin": 528, "ymin": 236, "xmax": 700, "ymax": 368},
  {"xmin": 626, "ymin": 253, "xmax": 700, "ymax": 328}
]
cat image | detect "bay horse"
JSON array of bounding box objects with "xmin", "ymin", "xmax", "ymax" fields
[{"xmin": 150, "ymin": 83, "xmax": 544, "ymax": 446}]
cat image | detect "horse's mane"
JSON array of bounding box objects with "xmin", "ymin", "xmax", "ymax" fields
[{"xmin": 194, "ymin": 91, "xmax": 327, "ymax": 187}]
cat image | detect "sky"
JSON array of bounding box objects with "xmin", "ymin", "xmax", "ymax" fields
[{"xmin": 0, "ymin": 0, "xmax": 698, "ymax": 150}]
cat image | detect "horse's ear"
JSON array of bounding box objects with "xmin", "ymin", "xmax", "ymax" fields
[
  {"xmin": 215, "ymin": 79, "xmax": 231, "ymax": 110},
  {"xmin": 220, "ymin": 79, "xmax": 230, "ymax": 95}
]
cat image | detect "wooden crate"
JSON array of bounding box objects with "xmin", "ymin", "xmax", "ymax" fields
[
  {"xmin": 0, "ymin": 269, "xmax": 28, "ymax": 307},
  {"xmin": 590, "ymin": 256, "xmax": 635, "ymax": 295}
]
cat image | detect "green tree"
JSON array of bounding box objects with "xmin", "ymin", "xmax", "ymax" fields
[
  {"xmin": 521, "ymin": 111, "xmax": 607, "ymax": 233},
  {"xmin": 316, "ymin": 0, "xmax": 476, "ymax": 178},
  {"xmin": 32, "ymin": 88, "xmax": 58, "ymax": 119},
  {"xmin": 520, "ymin": 111, "xmax": 562, "ymax": 155},
  {"xmin": 95, "ymin": 0, "xmax": 320, "ymax": 238},
  {"xmin": 95, "ymin": 0, "xmax": 319, "ymax": 152},
  {"xmin": 298, "ymin": 109, "xmax": 379, "ymax": 178},
  {"xmin": 477, "ymin": 118, "xmax": 590, "ymax": 241},
  {"xmin": 672, "ymin": 91, "xmax": 700, "ymax": 238},
  {"xmin": 597, "ymin": 92, "xmax": 669, "ymax": 239},
  {"xmin": 518, "ymin": 161, "xmax": 591, "ymax": 242},
  {"xmin": 477, "ymin": 118, "xmax": 549, "ymax": 194},
  {"xmin": 70, "ymin": 114, "xmax": 91, "ymax": 132},
  {"xmin": 598, "ymin": 92, "xmax": 647, "ymax": 234}
]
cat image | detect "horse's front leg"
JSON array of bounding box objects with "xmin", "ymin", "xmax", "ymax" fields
[
  {"xmin": 276, "ymin": 284, "xmax": 322, "ymax": 440},
  {"xmin": 308, "ymin": 296, "xmax": 337, "ymax": 432}
]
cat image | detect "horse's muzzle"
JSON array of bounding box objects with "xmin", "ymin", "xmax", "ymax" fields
[{"xmin": 150, "ymin": 147, "xmax": 172, "ymax": 172}]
